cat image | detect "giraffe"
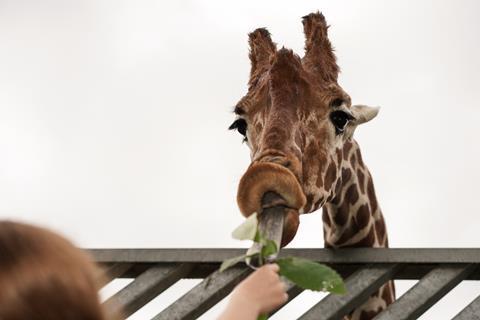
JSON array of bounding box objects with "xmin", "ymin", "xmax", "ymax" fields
[{"xmin": 228, "ymin": 12, "xmax": 394, "ymax": 320}]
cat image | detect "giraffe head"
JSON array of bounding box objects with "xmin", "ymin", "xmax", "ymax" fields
[{"xmin": 229, "ymin": 12, "xmax": 379, "ymax": 246}]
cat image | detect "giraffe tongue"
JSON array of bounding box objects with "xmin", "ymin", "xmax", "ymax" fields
[
  {"xmin": 247, "ymin": 194, "xmax": 299, "ymax": 266},
  {"xmin": 261, "ymin": 191, "xmax": 289, "ymax": 209},
  {"xmin": 260, "ymin": 192, "xmax": 300, "ymax": 247}
]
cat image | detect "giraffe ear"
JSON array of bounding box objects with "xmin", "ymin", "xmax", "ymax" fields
[
  {"xmin": 351, "ymin": 105, "xmax": 380, "ymax": 125},
  {"xmin": 248, "ymin": 28, "xmax": 276, "ymax": 85},
  {"xmin": 302, "ymin": 12, "xmax": 339, "ymax": 83},
  {"xmin": 344, "ymin": 105, "xmax": 379, "ymax": 139}
]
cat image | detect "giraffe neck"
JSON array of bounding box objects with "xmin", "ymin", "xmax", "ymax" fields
[{"xmin": 322, "ymin": 139, "xmax": 388, "ymax": 248}]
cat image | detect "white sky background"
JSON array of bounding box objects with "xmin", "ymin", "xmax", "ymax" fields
[{"xmin": 1, "ymin": 0, "xmax": 480, "ymax": 319}]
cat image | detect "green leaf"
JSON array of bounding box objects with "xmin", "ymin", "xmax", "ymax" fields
[
  {"xmin": 261, "ymin": 239, "xmax": 278, "ymax": 258},
  {"xmin": 277, "ymin": 257, "xmax": 346, "ymax": 294},
  {"xmin": 257, "ymin": 314, "xmax": 268, "ymax": 320},
  {"xmin": 232, "ymin": 213, "xmax": 258, "ymax": 241}
]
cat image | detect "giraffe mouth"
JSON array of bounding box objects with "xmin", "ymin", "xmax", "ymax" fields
[{"xmin": 237, "ymin": 162, "xmax": 307, "ymax": 246}]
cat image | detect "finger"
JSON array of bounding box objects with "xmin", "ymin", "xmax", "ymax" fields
[
  {"xmin": 267, "ymin": 263, "xmax": 280, "ymax": 272},
  {"xmin": 274, "ymin": 282, "xmax": 287, "ymax": 293},
  {"xmin": 274, "ymin": 290, "xmax": 289, "ymax": 305}
]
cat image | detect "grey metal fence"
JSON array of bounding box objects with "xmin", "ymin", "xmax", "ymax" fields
[{"xmin": 89, "ymin": 248, "xmax": 480, "ymax": 320}]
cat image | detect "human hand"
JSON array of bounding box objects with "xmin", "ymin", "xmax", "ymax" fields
[{"xmin": 229, "ymin": 263, "xmax": 288, "ymax": 316}]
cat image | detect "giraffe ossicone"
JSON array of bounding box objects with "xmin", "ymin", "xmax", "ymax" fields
[{"xmin": 229, "ymin": 11, "xmax": 395, "ymax": 320}]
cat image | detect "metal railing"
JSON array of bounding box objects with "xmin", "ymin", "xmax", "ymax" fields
[{"xmin": 89, "ymin": 248, "xmax": 480, "ymax": 320}]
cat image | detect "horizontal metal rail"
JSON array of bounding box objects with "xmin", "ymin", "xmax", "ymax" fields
[
  {"xmin": 89, "ymin": 248, "xmax": 480, "ymax": 264},
  {"xmin": 89, "ymin": 248, "xmax": 480, "ymax": 320}
]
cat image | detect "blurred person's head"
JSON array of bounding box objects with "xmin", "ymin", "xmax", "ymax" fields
[{"xmin": 0, "ymin": 221, "xmax": 106, "ymax": 320}]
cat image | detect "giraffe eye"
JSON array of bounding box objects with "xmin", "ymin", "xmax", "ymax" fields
[
  {"xmin": 330, "ymin": 111, "xmax": 353, "ymax": 134},
  {"xmin": 229, "ymin": 118, "xmax": 248, "ymax": 140}
]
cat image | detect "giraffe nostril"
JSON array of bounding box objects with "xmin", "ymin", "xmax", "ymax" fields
[{"xmin": 283, "ymin": 160, "xmax": 291, "ymax": 168}]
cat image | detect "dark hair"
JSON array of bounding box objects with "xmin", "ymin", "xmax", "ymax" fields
[{"xmin": 0, "ymin": 221, "xmax": 109, "ymax": 320}]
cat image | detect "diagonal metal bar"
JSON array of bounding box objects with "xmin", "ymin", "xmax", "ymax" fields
[
  {"xmin": 104, "ymin": 263, "xmax": 192, "ymax": 318},
  {"xmin": 375, "ymin": 264, "xmax": 476, "ymax": 320},
  {"xmin": 299, "ymin": 264, "xmax": 400, "ymax": 320},
  {"xmin": 452, "ymin": 293, "xmax": 480, "ymax": 320},
  {"xmin": 98, "ymin": 263, "xmax": 133, "ymax": 287},
  {"xmin": 152, "ymin": 266, "xmax": 251, "ymax": 320}
]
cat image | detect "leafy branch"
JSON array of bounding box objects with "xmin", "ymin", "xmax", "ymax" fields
[{"xmin": 220, "ymin": 213, "xmax": 347, "ymax": 319}]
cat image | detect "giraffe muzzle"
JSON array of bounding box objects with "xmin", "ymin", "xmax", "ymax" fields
[{"xmin": 237, "ymin": 162, "xmax": 307, "ymax": 246}]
